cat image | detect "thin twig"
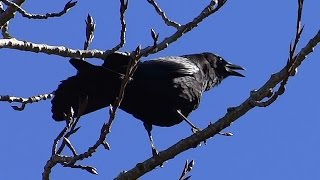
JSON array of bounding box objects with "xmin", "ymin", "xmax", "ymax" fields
[
  {"xmin": 251, "ymin": 0, "xmax": 304, "ymax": 107},
  {"xmin": 1, "ymin": 21, "xmax": 11, "ymax": 38},
  {"xmin": 0, "ymin": 92, "xmax": 54, "ymax": 111},
  {"xmin": 147, "ymin": 0, "xmax": 181, "ymax": 29},
  {"xmin": 179, "ymin": 159, "xmax": 194, "ymax": 180},
  {"xmin": 289, "ymin": 0, "xmax": 304, "ymax": 62},
  {"xmin": 62, "ymin": 163, "xmax": 98, "ymax": 175},
  {"xmin": 107, "ymin": 0, "xmax": 128, "ymax": 54},
  {"xmin": 84, "ymin": 14, "xmax": 96, "ymax": 50},
  {"xmin": 55, "ymin": 97, "xmax": 87, "ymax": 155},
  {"xmin": 63, "ymin": 137, "xmax": 78, "ymax": 156},
  {"xmin": 52, "ymin": 126, "xmax": 68, "ymax": 155},
  {"xmin": 1, "ymin": 0, "xmax": 77, "ymax": 19},
  {"xmin": 139, "ymin": 0, "xmax": 227, "ymax": 57}
]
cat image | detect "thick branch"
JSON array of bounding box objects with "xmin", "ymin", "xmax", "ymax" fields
[
  {"xmin": 0, "ymin": 2, "xmax": 11, "ymax": 38},
  {"xmin": 0, "ymin": 38, "xmax": 111, "ymax": 59}
]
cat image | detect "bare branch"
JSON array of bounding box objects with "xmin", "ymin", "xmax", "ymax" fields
[
  {"xmin": 63, "ymin": 137, "xmax": 78, "ymax": 156},
  {"xmin": 51, "ymin": 96, "xmax": 86, "ymax": 156},
  {"xmin": 84, "ymin": 14, "xmax": 96, "ymax": 50},
  {"xmin": 0, "ymin": 38, "xmax": 112, "ymax": 59},
  {"xmin": 150, "ymin": 28, "xmax": 159, "ymax": 47},
  {"xmin": 42, "ymin": 156, "xmax": 58, "ymax": 180},
  {"xmin": 147, "ymin": 0, "xmax": 181, "ymax": 28},
  {"xmin": 0, "ymin": 92, "xmax": 54, "ymax": 110},
  {"xmin": 218, "ymin": 132, "xmax": 233, "ymax": 136},
  {"xmin": 251, "ymin": 0, "xmax": 304, "ymax": 107},
  {"xmin": 63, "ymin": 164, "xmax": 98, "ymax": 175},
  {"xmin": 52, "ymin": 125, "xmax": 69, "ymax": 155},
  {"xmin": 179, "ymin": 159, "xmax": 195, "ymax": 180},
  {"xmin": 107, "ymin": 0, "xmax": 128, "ymax": 54},
  {"xmin": 0, "ymin": 0, "xmax": 25, "ymax": 27},
  {"xmin": 43, "ymin": 154, "xmax": 94, "ymax": 180},
  {"xmin": 289, "ymin": 0, "xmax": 304, "ymax": 61},
  {"xmin": 0, "ymin": 3, "xmax": 11, "ymax": 38},
  {"xmin": 1, "ymin": 21, "xmax": 11, "ymax": 38},
  {"xmin": 1, "ymin": 0, "xmax": 77, "ymax": 19},
  {"xmin": 0, "ymin": 1, "xmax": 226, "ymax": 60},
  {"xmin": 54, "ymin": 97, "xmax": 87, "ymax": 155},
  {"xmin": 138, "ymin": 0, "xmax": 227, "ymax": 56}
]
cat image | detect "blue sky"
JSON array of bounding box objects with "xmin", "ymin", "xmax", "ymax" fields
[{"xmin": 1, "ymin": 0, "xmax": 320, "ymax": 179}]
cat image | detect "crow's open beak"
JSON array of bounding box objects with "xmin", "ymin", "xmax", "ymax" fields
[{"xmin": 226, "ymin": 63, "xmax": 245, "ymax": 77}]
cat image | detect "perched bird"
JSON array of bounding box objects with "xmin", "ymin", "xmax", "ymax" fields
[{"xmin": 51, "ymin": 52, "xmax": 245, "ymax": 155}]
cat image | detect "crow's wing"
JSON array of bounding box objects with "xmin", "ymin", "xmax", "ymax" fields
[
  {"xmin": 120, "ymin": 56, "xmax": 207, "ymax": 127},
  {"xmin": 138, "ymin": 56, "xmax": 200, "ymax": 78}
]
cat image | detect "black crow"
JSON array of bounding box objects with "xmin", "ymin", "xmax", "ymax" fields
[{"xmin": 51, "ymin": 52, "xmax": 245, "ymax": 155}]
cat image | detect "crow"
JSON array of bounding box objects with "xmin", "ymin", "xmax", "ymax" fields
[{"xmin": 51, "ymin": 52, "xmax": 245, "ymax": 155}]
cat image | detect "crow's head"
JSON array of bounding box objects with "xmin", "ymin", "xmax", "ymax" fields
[
  {"xmin": 198, "ymin": 52, "xmax": 245, "ymax": 90},
  {"xmin": 203, "ymin": 52, "xmax": 245, "ymax": 79}
]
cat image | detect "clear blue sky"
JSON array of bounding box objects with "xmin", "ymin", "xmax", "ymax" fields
[{"xmin": 1, "ymin": 1, "xmax": 320, "ymax": 179}]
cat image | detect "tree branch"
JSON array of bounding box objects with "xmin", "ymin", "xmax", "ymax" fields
[
  {"xmin": 147, "ymin": 0, "xmax": 181, "ymax": 29},
  {"xmin": 84, "ymin": 14, "xmax": 96, "ymax": 50},
  {"xmin": 0, "ymin": 2, "xmax": 11, "ymax": 38},
  {"xmin": 138, "ymin": 0, "xmax": 227, "ymax": 57},
  {"xmin": 0, "ymin": 92, "xmax": 54, "ymax": 110},
  {"xmin": 0, "ymin": 0, "xmax": 25, "ymax": 27},
  {"xmin": 106, "ymin": 0, "xmax": 128, "ymax": 54},
  {"xmin": 0, "ymin": 0, "xmax": 227, "ymax": 60},
  {"xmin": 0, "ymin": 38, "xmax": 110, "ymax": 58},
  {"xmin": 1, "ymin": 0, "xmax": 77, "ymax": 19},
  {"xmin": 250, "ymin": 0, "xmax": 304, "ymax": 107}
]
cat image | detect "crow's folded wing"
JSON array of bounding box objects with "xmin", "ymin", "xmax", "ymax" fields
[
  {"xmin": 120, "ymin": 57, "xmax": 207, "ymax": 126},
  {"xmin": 138, "ymin": 56, "xmax": 200, "ymax": 78}
]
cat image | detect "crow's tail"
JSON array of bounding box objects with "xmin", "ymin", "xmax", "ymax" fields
[
  {"xmin": 51, "ymin": 59, "xmax": 121, "ymax": 121},
  {"xmin": 51, "ymin": 75, "xmax": 86, "ymax": 121}
]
